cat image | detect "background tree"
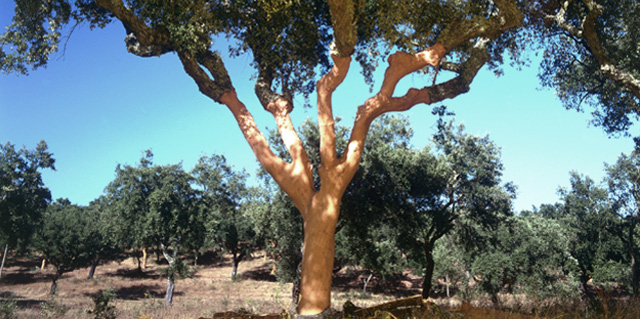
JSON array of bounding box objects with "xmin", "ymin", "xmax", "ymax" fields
[
  {"xmin": 35, "ymin": 198, "xmax": 93, "ymax": 295},
  {"xmin": 105, "ymin": 150, "xmax": 156, "ymax": 271},
  {"xmin": 1, "ymin": 0, "xmax": 524, "ymax": 315},
  {"xmin": 192, "ymin": 154, "xmax": 254, "ymax": 280},
  {"xmin": 605, "ymin": 151, "xmax": 640, "ymax": 295},
  {"xmin": 106, "ymin": 152, "xmax": 201, "ymax": 306},
  {"xmin": 0, "ymin": 141, "xmax": 55, "ymax": 278},
  {"xmin": 84, "ymin": 196, "xmax": 125, "ymax": 280},
  {"xmin": 556, "ymin": 172, "xmax": 624, "ymax": 297},
  {"xmin": 397, "ymin": 122, "xmax": 515, "ymax": 299},
  {"xmin": 0, "ymin": 141, "xmax": 55, "ymax": 249}
]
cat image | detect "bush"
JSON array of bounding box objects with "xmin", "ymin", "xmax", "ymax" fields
[
  {"xmin": 0, "ymin": 300, "xmax": 17, "ymax": 319},
  {"xmin": 89, "ymin": 289, "xmax": 117, "ymax": 319}
]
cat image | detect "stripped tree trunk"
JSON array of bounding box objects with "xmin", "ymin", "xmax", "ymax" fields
[
  {"xmin": 160, "ymin": 244, "xmax": 178, "ymax": 307},
  {"xmin": 0, "ymin": 244, "xmax": 7, "ymax": 279}
]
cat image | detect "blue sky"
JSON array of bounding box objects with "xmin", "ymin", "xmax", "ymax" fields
[{"xmin": 1, "ymin": 4, "xmax": 636, "ymax": 212}]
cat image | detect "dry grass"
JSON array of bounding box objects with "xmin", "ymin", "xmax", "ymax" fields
[
  {"xmin": 0, "ymin": 251, "xmax": 420, "ymax": 319},
  {"xmin": 1, "ymin": 252, "xmax": 640, "ymax": 319}
]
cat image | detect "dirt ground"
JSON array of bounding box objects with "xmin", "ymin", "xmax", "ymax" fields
[
  {"xmin": 0, "ymin": 251, "xmax": 426, "ymax": 318},
  {"xmin": 0, "ymin": 250, "xmax": 581, "ymax": 319}
]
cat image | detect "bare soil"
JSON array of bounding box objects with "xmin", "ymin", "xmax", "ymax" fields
[
  {"xmin": 0, "ymin": 251, "xmax": 425, "ymax": 318},
  {"xmin": 2, "ymin": 251, "xmax": 632, "ymax": 318}
]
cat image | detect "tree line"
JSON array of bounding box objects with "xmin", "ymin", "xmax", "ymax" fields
[{"xmin": 2, "ymin": 115, "xmax": 638, "ymax": 309}]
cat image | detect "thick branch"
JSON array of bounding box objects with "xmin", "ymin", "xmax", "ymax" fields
[
  {"xmin": 425, "ymin": 47, "xmax": 491, "ymax": 104},
  {"xmin": 580, "ymin": 0, "xmax": 640, "ymax": 99},
  {"xmin": 546, "ymin": 0, "xmax": 640, "ymax": 100},
  {"xmin": 178, "ymin": 51, "xmax": 233, "ymax": 103},
  {"xmin": 328, "ymin": 0, "xmax": 357, "ymax": 57},
  {"xmin": 265, "ymin": 99, "xmax": 315, "ymax": 211},
  {"xmin": 95, "ymin": 0, "xmax": 172, "ymax": 57},
  {"xmin": 436, "ymin": 0, "xmax": 523, "ymax": 51},
  {"xmin": 255, "ymin": 67, "xmax": 293, "ymax": 111},
  {"xmin": 220, "ymin": 91, "xmax": 312, "ymax": 213},
  {"xmin": 544, "ymin": 0, "xmax": 582, "ymax": 38},
  {"xmin": 316, "ymin": 55, "xmax": 351, "ymax": 173}
]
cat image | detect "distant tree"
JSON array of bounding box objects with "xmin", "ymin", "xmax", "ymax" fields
[
  {"xmin": 0, "ymin": 141, "xmax": 55, "ymax": 250},
  {"xmin": 397, "ymin": 122, "xmax": 515, "ymax": 299},
  {"xmin": 557, "ymin": 172, "xmax": 624, "ymax": 296},
  {"xmin": 105, "ymin": 150, "xmax": 157, "ymax": 271},
  {"xmin": 84, "ymin": 196, "xmax": 124, "ymax": 279},
  {"xmin": 35, "ymin": 199, "xmax": 93, "ymax": 295},
  {"xmin": 192, "ymin": 154, "xmax": 254, "ymax": 280},
  {"xmin": 106, "ymin": 152, "xmax": 201, "ymax": 306},
  {"xmin": 478, "ymin": 213, "xmax": 581, "ymax": 304},
  {"xmin": 605, "ymin": 151, "xmax": 640, "ymax": 295}
]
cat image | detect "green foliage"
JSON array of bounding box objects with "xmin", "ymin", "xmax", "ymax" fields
[
  {"xmin": 192, "ymin": 154, "xmax": 256, "ymax": 279},
  {"xmin": 528, "ymin": 0, "xmax": 640, "ymax": 139},
  {"xmin": 35, "ymin": 198, "xmax": 94, "ymax": 275},
  {"xmin": 0, "ymin": 141, "xmax": 55, "ymax": 250},
  {"xmin": 90, "ymin": 289, "xmax": 117, "ymax": 319},
  {"xmin": 0, "ymin": 299, "xmax": 17, "ymax": 319}
]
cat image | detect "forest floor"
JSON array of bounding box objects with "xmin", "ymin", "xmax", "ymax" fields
[{"xmin": 0, "ymin": 251, "xmax": 635, "ymax": 318}]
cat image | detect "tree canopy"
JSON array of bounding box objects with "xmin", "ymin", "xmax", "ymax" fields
[{"xmin": 0, "ymin": 141, "xmax": 55, "ymax": 250}]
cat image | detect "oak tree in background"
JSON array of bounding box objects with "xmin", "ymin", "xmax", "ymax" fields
[
  {"xmin": 192, "ymin": 154, "xmax": 255, "ymax": 280},
  {"xmin": 1, "ymin": 0, "xmax": 529, "ymax": 314},
  {"xmin": 605, "ymin": 151, "xmax": 640, "ymax": 295},
  {"xmin": 398, "ymin": 122, "xmax": 515, "ymax": 299},
  {"xmin": 35, "ymin": 198, "xmax": 93, "ymax": 295},
  {"xmin": 106, "ymin": 151, "xmax": 202, "ymax": 306},
  {"xmin": 0, "ymin": 141, "xmax": 55, "ymax": 250},
  {"xmin": 105, "ymin": 150, "xmax": 157, "ymax": 271},
  {"xmin": 0, "ymin": 141, "xmax": 55, "ymax": 278},
  {"xmin": 557, "ymin": 172, "xmax": 625, "ymax": 297},
  {"xmin": 84, "ymin": 196, "xmax": 125, "ymax": 280}
]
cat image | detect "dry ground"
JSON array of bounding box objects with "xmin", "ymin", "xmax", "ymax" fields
[
  {"xmin": 0, "ymin": 251, "xmax": 426, "ymax": 318},
  {"xmin": 2, "ymin": 251, "xmax": 637, "ymax": 318}
]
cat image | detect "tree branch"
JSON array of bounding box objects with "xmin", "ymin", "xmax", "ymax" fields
[
  {"xmin": 316, "ymin": 55, "xmax": 351, "ymax": 174},
  {"xmin": 255, "ymin": 66, "xmax": 293, "ymax": 111},
  {"xmin": 95, "ymin": 0, "xmax": 172, "ymax": 57},
  {"xmin": 328, "ymin": 0, "xmax": 357, "ymax": 57},
  {"xmin": 580, "ymin": 0, "xmax": 640, "ymax": 99},
  {"xmin": 546, "ymin": 0, "xmax": 640, "ymax": 100}
]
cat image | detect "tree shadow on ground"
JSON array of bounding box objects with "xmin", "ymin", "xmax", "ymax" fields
[
  {"xmin": 240, "ymin": 262, "xmax": 276, "ymax": 282},
  {"xmin": 106, "ymin": 268, "xmax": 162, "ymax": 280},
  {"xmin": 100, "ymin": 284, "xmax": 182, "ymax": 300},
  {"xmin": 0, "ymin": 271, "xmax": 54, "ymax": 285},
  {"xmin": 332, "ymin": 269, "xmax": 422, "ymax": 297}
]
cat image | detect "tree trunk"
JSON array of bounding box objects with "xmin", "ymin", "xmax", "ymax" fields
[
  {"xmin": 445, "ymin": 274, "xmax": 450, "ymax": 298},
  {"xmin": 142, "ymin": 247, "xmax": 148, "ymax": 269},
  {"xmin": 422, "ymin": 241, "xmax": 435, "ymax": 299},
  {"xmin": 88, "ymin": 257, "xmax": 100, "ymax": 279},
  {"xmin": 165, "ymin": 273, "xmax": 175, "ymax": 307},
  {"xmin": 631, "ymin": 251, "xmax": 639, "ymax": 297},
  {"xmin": 231, "ymin": 252, "xmax": 239, "ymax": 280},
  {"xmin": 50, "ymin": 269, "xmax": 63, "ymax": 295},
  {"xmin": 41, "ymin": 258, "xmax": 46, "ymax": 271},
  {"xmin": 160, "ymin": 243, "xmax": 178, "ymax": 307},
  {"xmin": 362, "ymin": 273, "xmax": 373, "ymax": 294},
  {"xmin": 297, "ymin": 192, "xmax": 340, "ymax": 316},
  {"xmin": 0, "ymin": 244, "xmax": 7, "ymax": 279}
]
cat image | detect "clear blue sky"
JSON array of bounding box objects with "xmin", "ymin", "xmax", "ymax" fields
[{"xmin": 1, "ymin": 4, "xmax": 636, "ymax": 212}]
